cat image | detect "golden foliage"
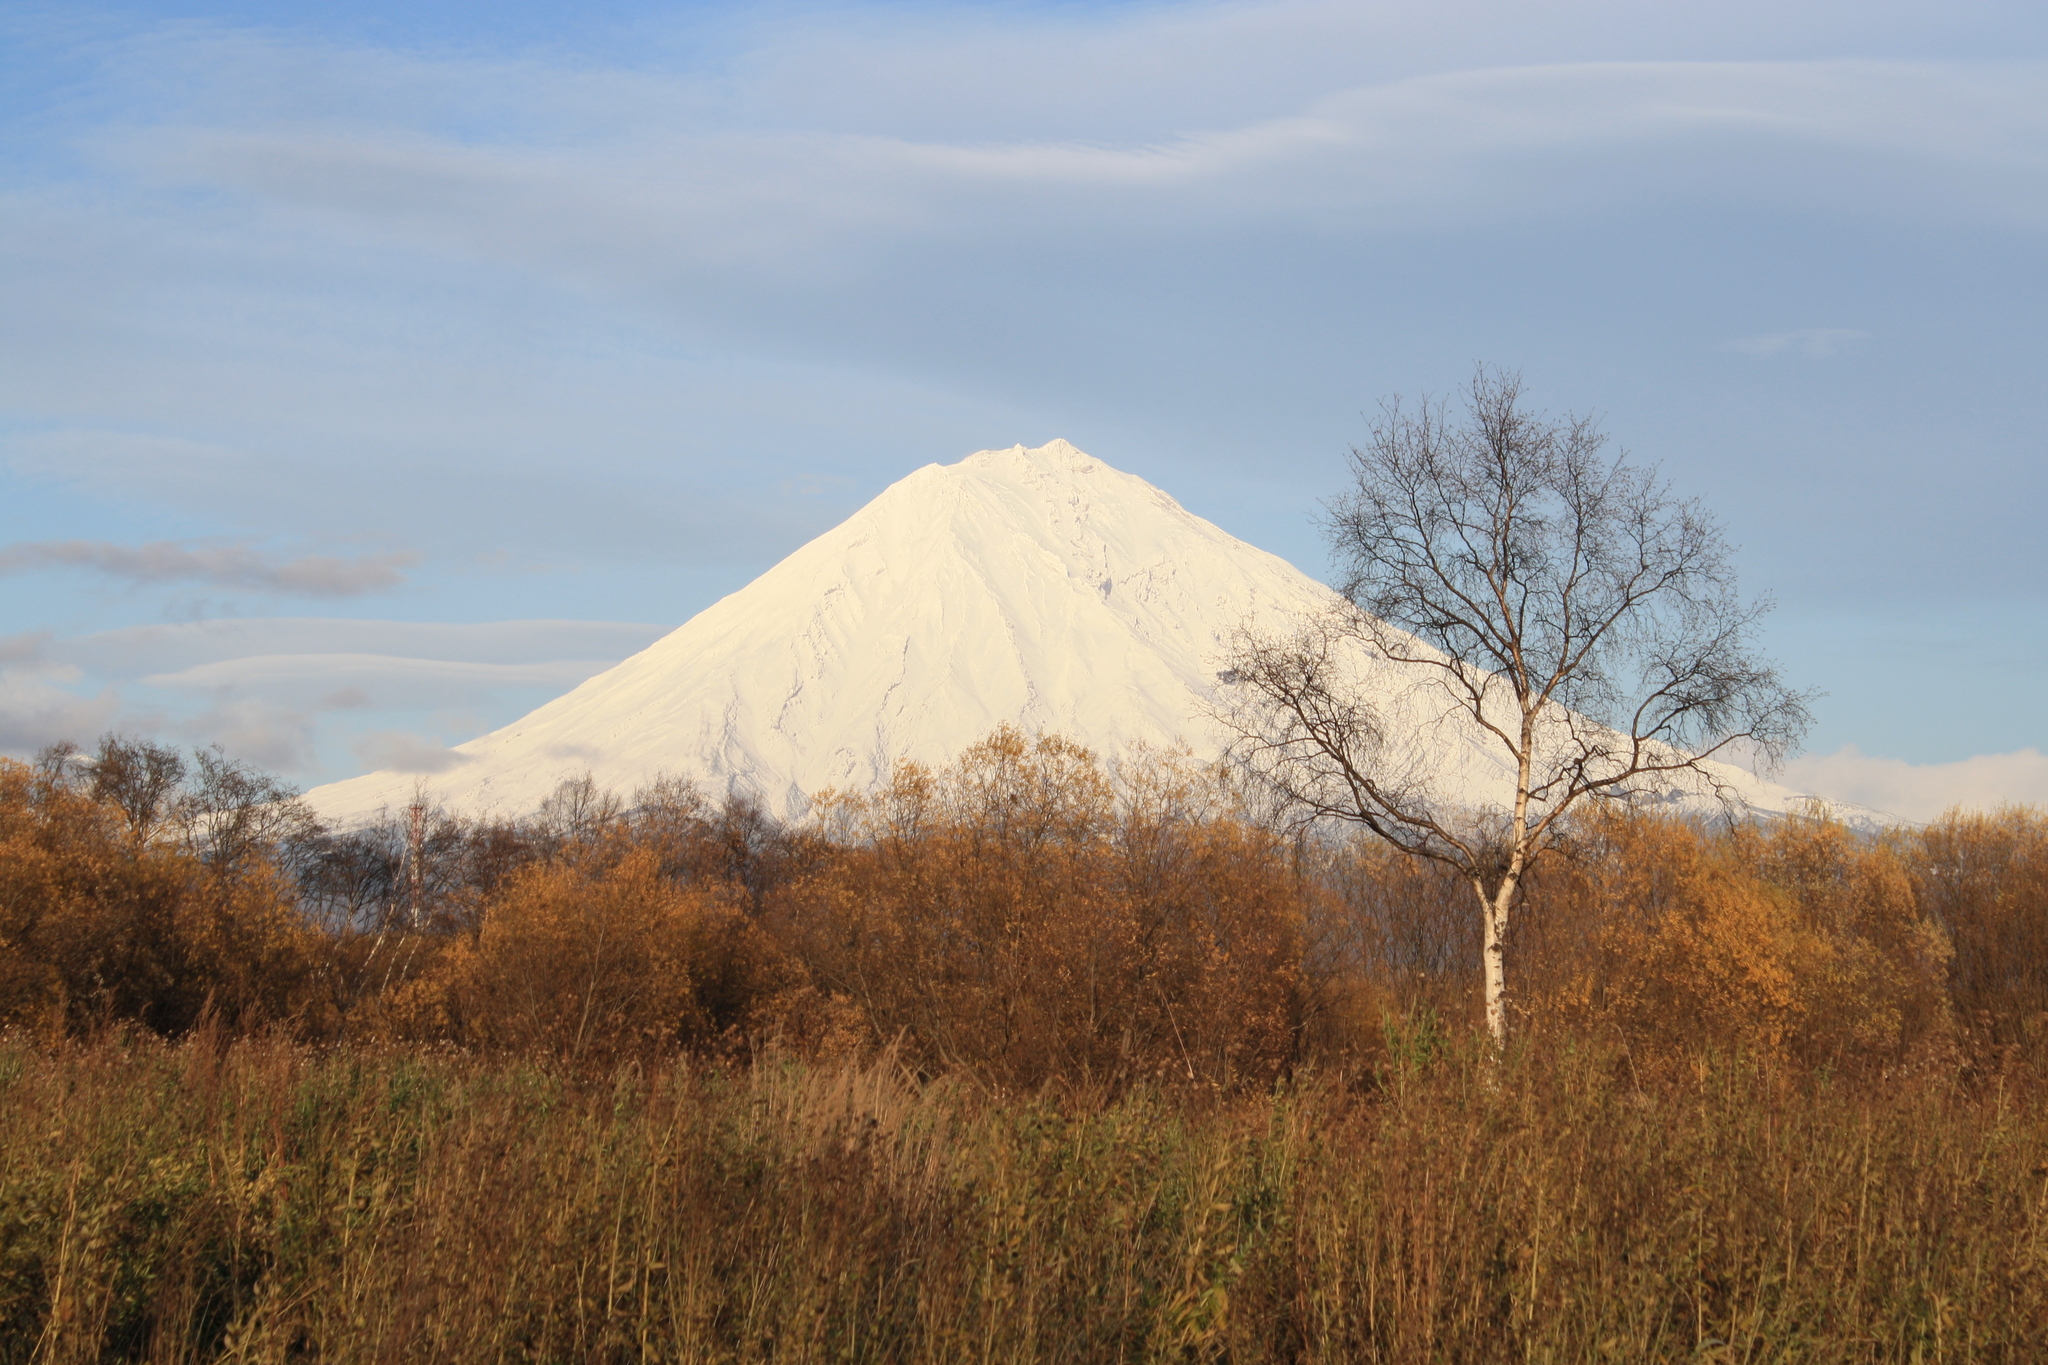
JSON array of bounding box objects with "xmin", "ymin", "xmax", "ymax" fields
[
  {"xmin": 783, "ymin": 727, "xmax": 1304, "ymax": 1086},
  {"xmin": 1914, "ymin": 806, "xmax": 2048, "ymax": 1047},
  {"xmin": 421, "ymin": 841, "xmax": 791, "ymax": 1061},
  {"xmin": 1517, "ymin": 808, "xmax": 1955, "ymax": 1069},
  {"xmin": 0, "ymin": 758, "xmax": 319, "ymax": 1035},
  {"xmin": 6, "ymin": 732, "xmax": 2047, "ymax": 1084},
  {"xmin": 1537, "ymin": 811, "xmax": 1810, "ymax": 1057}
]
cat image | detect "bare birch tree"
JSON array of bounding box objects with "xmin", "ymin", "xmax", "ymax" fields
[{"xmin": 1218, "ymin": 368, "xmax": 1812, "ymax": 1046}]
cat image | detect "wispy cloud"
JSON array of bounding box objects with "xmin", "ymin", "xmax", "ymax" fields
[
  {"xmin": 352, "ymin": 730, "xmax": 475, "ymax": 775},
  {"xmin": 0, "ymin": 615, "xmax": 672, "ymax": 772},
  {"xmin": 1719, "ymin": 327, "xmax": 1870, "ymax": 357},
  {"xmin": 140, "ymin": 60, "xmax": 2048, "ymax": 278},
  {"xmin": 1781, "ymin": 744, "xmax": 2048, "ymax": 823},
  {"xmin": 57, "ymin": 618, "xmax": 667, "ymax": 677},
  {"xmin": 0, "ymin": 540, "xmax": 417, "ymax": 595},
  {"xmin": 143, "ymin": 653, "xmax": 619, "ymax": 696}
]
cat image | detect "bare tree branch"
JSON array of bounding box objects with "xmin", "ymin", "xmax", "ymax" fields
[{"xmin": 1215, "ymin": 367, "xmax": 1814, "ymax": 1046}]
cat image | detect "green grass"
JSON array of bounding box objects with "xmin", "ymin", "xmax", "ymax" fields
[{"xmin": 3, "ymin": 1037, "xmax": 2045, "ymax": 1363}]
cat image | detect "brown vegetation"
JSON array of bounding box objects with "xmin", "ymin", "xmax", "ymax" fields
[
  {"xmin": 0, "ymin": 753, "xmax": 321, "ymax": 1038},
  {"xmin": 11, "ymin": 726, "xmax": 2040, "ymax": 1073},
  {"xmin": 786, "ymin": 733, "xmax": 1305, "ymax": 1087},
  {"xmin": 2, "ymin": 728, "xmax": 2047, "ymax": 1358},
  {"xmin": 3, "ymin": 1037, "xmax": 2045, "ymax": 1362}
]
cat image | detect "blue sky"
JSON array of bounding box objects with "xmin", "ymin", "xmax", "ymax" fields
[{"xmin": 2, "ymin": 0, "xmax": 2044, "ymax": 819}]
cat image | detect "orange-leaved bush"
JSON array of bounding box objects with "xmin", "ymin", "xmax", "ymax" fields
[
  {"xmin": 0, "ymin": 756, "xmax": 320, "ymax": 1035},
  {"xmin": 781, "ymin": 727, "xmax": 1304, "ymax": 1086},
  {"xmin": 1512, "ymin": 808, "xmax": 1954, "ymax": 1068},
  {"xmin": 1913, "ymin": 806, "xmax": 2048, "ymax": 1048},
  {"xmin": 1522, "ymin": 811, "xmax": 1812, "ymax": 1060},
  {"xmin": 419, "ymin": 840, "xmax": 792, "ymax": 1060}
]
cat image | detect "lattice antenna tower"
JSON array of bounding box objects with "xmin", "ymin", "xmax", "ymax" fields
[{"xmin": 406, "ymin": 788, "xmax": 428, "ymax": 931}]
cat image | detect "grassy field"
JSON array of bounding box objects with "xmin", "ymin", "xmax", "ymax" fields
[
  {"xmin": 8, "ymin": 742, "xmax": 2048, "ymax": 1360},
  {"xmin": 5, "ymin": 1034, "xmax": 2045, "ymax": 1363}
]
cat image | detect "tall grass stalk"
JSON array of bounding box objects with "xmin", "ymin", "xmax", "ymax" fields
[{"xmin": 3, "ymin": 1036, "xmax": 2044, "ymax": 1362}]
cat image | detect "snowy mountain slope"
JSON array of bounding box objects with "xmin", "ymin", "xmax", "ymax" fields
[{"xmin": 305, "ymin": 440, "xmax": 1840, "ymax": 825}]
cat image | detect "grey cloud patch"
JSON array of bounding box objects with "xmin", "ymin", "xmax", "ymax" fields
[
  {"xmin": 0, "ymin": 628, "xmax": 119, "ymax": 755},
  {"xmin": 0, "ymin": 540, "xmax": 418, "ymax": 596},
  {"xmin": 1719, "ymin": 328, "xmax": 1871, "ymax": 357},
  {"xmin": 0, "ymin": 631, "xmax": 52, "ymax": 666},
  {"xmin": 178, "ymin": 697, "xmax": 319, "ymax": 772},
  {"xmin": 353, "ymin": 730, "xmax": 475, "ymax": 774},
  {"xmin": 0, "ymin": 677, "xmax": 123, "ymax": 755}
]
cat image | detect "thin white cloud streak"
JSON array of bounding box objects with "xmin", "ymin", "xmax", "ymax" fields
[
  {"xmin": 139, "ymin": 60, "xmax": 2048, "ymax": 279},
  {"xmin": 0, "ymin": 538, "xmax": 417, "ymax": 595},
  {"xmin": 0, "ymin": 618, "xmax": 670, "ymax": 769},
  {"xmin": 1782, "ymin": 744, "xmax": 2048, "ymax": 823},
  {"xmin": 72, "ymin": 1, "xmax": 2044, "ymax": 152},
  {"xmin": 718, "ymin": 0, "xmax": 2048, "ymax": 141},
  {"xmin": 884, "ymin": 62, "xmax": 2048, "ymax": 189},
  {"xmin": 143, "ymin": 653, "xmax": 620, "ymax": 691},
  {"xmin": 58, "ymin": 618, "xmax": 668, "ymax": 676},
  {"xmin": 6, "ymin": 431, "xmax": 269, "ymax": 507}
]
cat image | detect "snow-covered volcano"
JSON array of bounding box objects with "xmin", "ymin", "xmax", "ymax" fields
[{"xmin": 307, "ymin": 440, "xmax": 1828, "ymax": 824}]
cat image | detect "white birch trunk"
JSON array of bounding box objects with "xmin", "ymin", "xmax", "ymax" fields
[{"xmin": 1478, "ymin": 878, "xmax": 1514, "ymax": 1049}]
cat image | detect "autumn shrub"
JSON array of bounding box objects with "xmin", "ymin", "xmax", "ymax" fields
[
  {"xmin": 1515, "ymin": 811, "xmax": 1812, "ymax": 1063},
  {"xmin": 1297, "ymin": 837, "xmax": 1479, "ymax": 1066},
  {"xmin": 9, "ymin": 726, "xmax": 2047, "ymax": 1092},
  {"xmin": 780, "ymin": 728, "xmax": 1306, "ymax": 1087},
  {"xmin": 407, "ymin": 840, "xmax": 796, "ymax": 1062},
  {"xmin": 1912, "ymin": 805, "xmax": 2048, "ymax": 1049},
  {"xmin": 0, "ymin": 757, "xmax": 322, "ymax": 1036},
  {"xmin": 761, "ymin": 737, "xmax": 2014, "ymax": 1083},
  {"xmin": 1748, "ymin": 811, "xmax": 1955, "ymax": 1067},
  {"xmin": 1509, "ymin": 808, "xmax": 1956, "ymax": 1071}
]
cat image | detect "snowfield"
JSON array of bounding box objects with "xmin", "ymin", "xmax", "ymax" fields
[{"xmin": 307, "ymin": 441, "xmax": 1855, "ymax": 825}]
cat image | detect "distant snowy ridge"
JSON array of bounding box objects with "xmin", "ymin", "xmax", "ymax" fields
[{"xmin": 306, "ymin": 440, "xmax": 1864, "ymax": 826}]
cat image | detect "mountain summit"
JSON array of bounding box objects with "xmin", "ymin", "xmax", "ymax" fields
[{"xmin": 307, "ymin": 440, "xmax": 1820, "ymax": 823}]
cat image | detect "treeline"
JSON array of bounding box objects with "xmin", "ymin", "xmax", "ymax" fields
[
  {"xmin": 8, "ymin": 730, "xmax": 2048, "ymax": 1358},
  {"xmin": 5, "ymin": 726, "xmax": 2044, "ymax": 1080}
]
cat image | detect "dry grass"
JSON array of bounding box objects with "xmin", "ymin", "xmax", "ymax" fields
[
  {"xmin": 4, "ymin": 1034, "xmax": 2045, "ymax": 1363},
  {"xmin": 8, "ymin": 739, "xmax": 2048, "ymax": 1359}
]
